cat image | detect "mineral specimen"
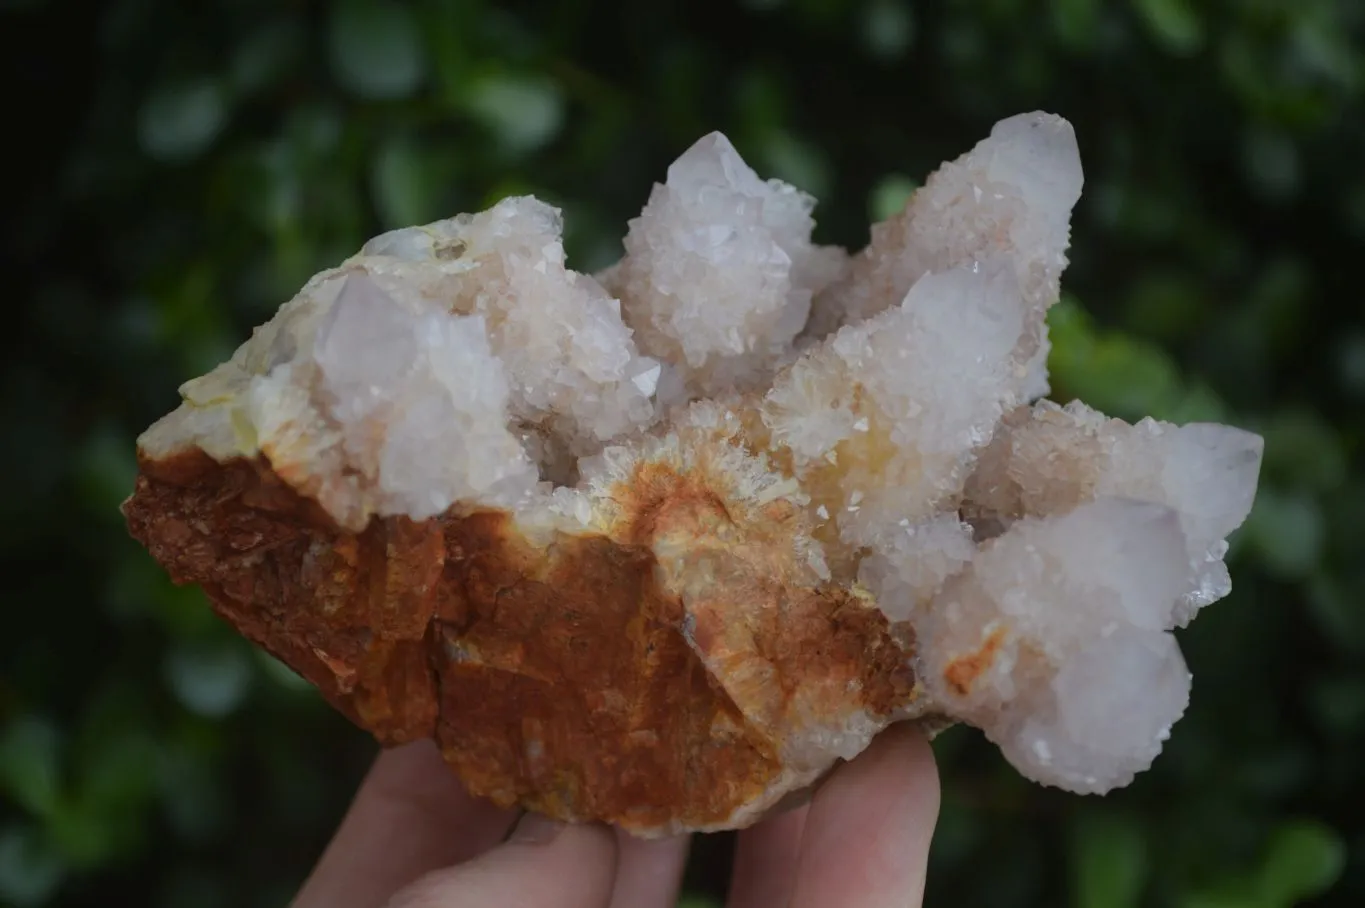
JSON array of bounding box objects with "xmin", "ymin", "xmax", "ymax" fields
[{"xmin": 123, "ymin": 112, "xmax": 1264, "ymax": 836}]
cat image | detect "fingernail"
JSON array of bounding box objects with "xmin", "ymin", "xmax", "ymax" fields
[{"xmin": 509, "ymin": 811, "xmax": 565, "ymax": 845}]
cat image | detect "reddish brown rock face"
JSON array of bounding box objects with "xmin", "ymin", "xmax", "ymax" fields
[{"xmin": 124, "ymin": 451, "xmax": 920, "ymax": 834}]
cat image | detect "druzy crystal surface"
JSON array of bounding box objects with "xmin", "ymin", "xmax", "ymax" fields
[{"xmin": 123, "ymin": 113, "xmax": 1263, "ymax": 835}]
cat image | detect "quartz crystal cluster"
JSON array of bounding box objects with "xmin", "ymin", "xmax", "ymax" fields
[{"xmin": 123, "ymin": 112, "xmax": 1263, "ymax": 835}]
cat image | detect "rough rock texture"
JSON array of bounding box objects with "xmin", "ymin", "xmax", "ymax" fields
[
  {"xmin": 124, "ymin": 112, "xmax": 1263, "ymax": 835},
  {"xmin": 125, "ymin": 449, "xmax": 920, "ymax": 833}
]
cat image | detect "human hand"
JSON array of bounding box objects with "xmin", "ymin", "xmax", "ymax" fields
[{"xmin": 292, "ymin": 723, "xmax": 939, "ymax": 908}]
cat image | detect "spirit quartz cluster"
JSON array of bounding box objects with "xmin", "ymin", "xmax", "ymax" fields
[{"xmin": 124, "ymin": 112, "xmax": 1263, "ymax": 835}]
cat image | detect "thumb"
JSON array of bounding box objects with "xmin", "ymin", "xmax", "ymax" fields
[{"xmin": 385, "ymin": 812, "xmax": 618, "ymax": 908}]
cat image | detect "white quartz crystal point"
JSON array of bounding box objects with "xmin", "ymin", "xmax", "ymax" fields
[
  {"xmin": 602, "ymin": 131, "xmax": 846, "ymax": 400},
  {"xmin": 807, "ymin": 111, "xmax": 1083, "ymax": 343},
  {"xmin": 916, "ymin": 499, "xmax": 1194, "ymax": 794},
  {"xmin": 143, "ymin": 264, "xmax": 542, "ymax": 530},
  {"xmin": 964, "ymin": 399, "xmax": 1265, "ymax": 623},
  {"xmin": 301, "ymin": 272, "xmax": 537, "ymax": 520},
  {"xmin": 137, "ymin": 195, "xmax": 669, "ymax": 530},
  {"xmin": 764, "ymin": 264, "xmax": 1027, "ymax": 568},
  {"xmin": 1129, "ymin": 420, "xmax": 1264, "ymax": 620},
  {"xmin": 364, "ymin": 197, "xmax": 660, "ymax": 457}
]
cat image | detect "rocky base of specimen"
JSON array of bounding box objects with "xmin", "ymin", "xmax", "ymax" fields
[
  {"xmin": 126, "ymin": 449, "xmax": 931, "ymax": 834},
  {"xmin": 124, "ymin": 112, "xmax": 1263, "ymax": 835}
]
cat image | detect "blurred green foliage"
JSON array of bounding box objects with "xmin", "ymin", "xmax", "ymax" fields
[{"xmin": 3, "ymin": 0, "xmax": 1363, "ymax": 905}]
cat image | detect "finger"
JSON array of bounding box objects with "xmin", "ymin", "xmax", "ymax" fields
[
  {"xmin": 608, "ymin": 830, "xmax": 691, "ymax": 908},
  {"xmin": 386, "ymin": 814, "xmax": 618, "ymax": 908},
  {"xmin": 293, "ymin": 740, "xmax": 517, "ymax": 908},
  {"xmin": 788, "ymin": 724, "xmax": 940, "ymax": 908},
  {"xmin": 726, "ymin": 804, "xmax": 809, "ymax": 908}
]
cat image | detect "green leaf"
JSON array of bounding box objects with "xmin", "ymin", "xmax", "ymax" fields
[
  {"xmin": 1290, "ymin": 12, "xmax": 1360, "ymax": 91},
  {"xmin": 1051, "ymin": 0, "xmax": 1101, "ymax": 48},
  {"xmin": 1260, "ymin": 409, "xmax": 1347, "ymax": 492},
  {"xmin": 229, "ymin": 19, "xmax": 301, "ymax": 95},
  {"xmin": 732, "ymin": 67, "xmax": 788, "ymax": 138},
  {"xmin": 1048, "ymin": 296, "xmax": 1235, "ymax": 424},
  {"xmin": 158, "ymin": 868, "xmax": 230, "ymax": 908},
  {"xmin": 255, "ymin": 650, "xmax": 314, "ymax": 694},
  {"xmin": 861, "ymin": 0, "xmax": 915, "ymax": 61},
  {"xmin": 869, "ymin": 174, "xmax": 918, "ymax": 222},
  {"xmin": 1162, "ymin": 382, "xmax": 1230, "ymax": 424},
  {"xmin": 0, "ymin": 826, "xmax": 65, "ymax": 907},
  {"xmin": 328, "ymin": 0, "xmax": 426, "ymax": 100},
  {"xmin": 675, "ymin": 895, "xmax": 723, "ymax": 908},
  {"xmin": 1069, "ymin": 812, "xmax": 1147, "ymax": 908},
  {"xmin": 1046, "ymin": 295, "xmax": 1095, "ymax": 347},
  {"xmin": 561, "ymin": 204, "xmax": 622, "ymax": 275},
  {"xmin": 1123, "ymin": 271, "xmax": 1206, "ymax": 342},
  {"xmin": 137, "ymin": 80, "xmax": 227, "ymax": 162},
  {"xmin": 46, "ymin": 800, "xmax": 120, "ymax": 869},
  {"xmin": 1309, "ymin": 677, "xmax": 1365, "ymax": 735},
  {"xmin": 1179, "ymin": 887, "xmax": 1262, "ymax": 908},
  {"xmin": 761, "ymin": 132, "xmax": 831, "ymax": 199},
  {"xmin": 929, "ymin": 790, "xmax": 984, "ymax": 868},
  {"xmin": 480, "ymin": 175, "xmax": 540, "ymax": 210},
  {"xmin": 1243, "ymin": 488, "xmax": 1324, "ymax": 579},
  {"xmin": 1258, "ymin": 821, "xmax": 1346, "ymax": 904},
  {"xmin": 370, "ymin": 137, "xmax": 437, "ymax": 229},
  {"xmin": 1131, "ymin": 0, "xmax": 1203, "ymax": 55},
  {"xmin": 1336, "ymin": 333, "xmax": 1365, "ymax": 398},
  {"xmin": 74, "ymin": 424, "xmax": 138, "ymax": 518},
  {"xmin": 1241, "ymin": 129, "xmax": 1300, "ymax": 202},
  {"xmin": 1050, "ymin": 329, "xmax": 1183, "ymax": 421},
  {"xmin": 75, "ymin": 728, "xmax": 158, "ymax": 818},
  {"xmin": 0, "ymin": 717, "xmax": 62, "ymax": 819},
  {"xmin": 1233, "ymin": 745, "xmax": 1312, "ymax": 801},
  {"xmin": 286, "ymin": 105, "xmax": 345, "ymax": 159},
  {"xmin": 1305, "ymin": 573, "xmax": 1365, "ymax": 655},
  {"xmin": 463, "ymin": 74, "xmax": 566, "ymax": 154},
  {"xmin": 156, "ymin": 738, "xmax": 227, "ymax": 842},
  {"xmin": 163, "ymin": 639, "xmax": 254, "ymax": 718}
]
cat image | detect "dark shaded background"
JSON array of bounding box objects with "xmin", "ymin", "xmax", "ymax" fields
[{"xmin": 3, "ymin": 0, "xmax": 1363, "ymax": 906}]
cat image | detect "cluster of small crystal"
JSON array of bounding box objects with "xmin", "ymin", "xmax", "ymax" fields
[
  {"xmin": 919, "ymin": 498, "xmax": 1198, "ymax": 793},
  {"xmin": 963, "ymin": 400, "xmax": 1263, "ymax": 622},
  {"xmin": 802, "ymin": 112, "xmax": 1082, "ymax": 394},
  {"xmin": 599, "ymin": 133, "xmax": 847, "ymax": 400},
  {"xmin": 139, "ymin": 112, "xmax": 1263, "ymax": 795},
  {"xmin": 141, "ymin": 197, "xmax": 664, "ymax": 526}
]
